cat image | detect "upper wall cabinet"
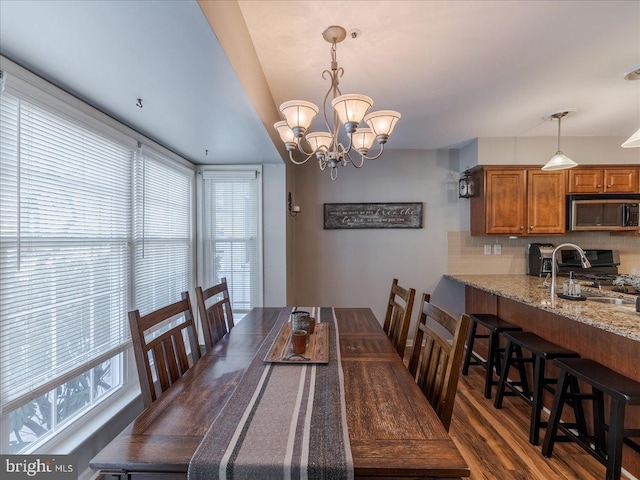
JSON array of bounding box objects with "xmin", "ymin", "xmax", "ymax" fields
[
  {"xmin": 568, "ymin": 167, "xmax": 639, "ymax": 194},
  {"xmin": 470, "ymin": 167, "xmax": 566, "ymax": 236}
]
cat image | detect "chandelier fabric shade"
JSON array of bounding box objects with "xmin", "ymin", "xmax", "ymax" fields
[{"xmin": 273, "ymin": 25, "xmax": 400, "ymax": 180}]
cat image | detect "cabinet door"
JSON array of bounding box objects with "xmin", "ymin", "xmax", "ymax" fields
[
  {"xmin": 527, "ymin": 170, "xmax": 566, "ymax": 234},
  {"xmin": 604, "ymin": 168, "xmax": 639, "ymax": 193},
  {"xmin": 485, "ymin": 169, "xmax": 526, "ymax": 234},
  {"xmin": 568, "ymin": 168, "xmax": 603, "ymax": 193}
]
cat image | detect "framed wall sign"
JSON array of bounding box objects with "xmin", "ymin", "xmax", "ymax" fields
[{"xmin": 323, "ymin": 202, "xmax": 423, "ymax": 229}]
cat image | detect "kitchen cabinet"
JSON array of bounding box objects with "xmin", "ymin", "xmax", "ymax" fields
[
  {"xmin": 470, "ymin": 167, "xmax": 566, "ymax": 235},
  {"xmin": 568, "ymin": 167, "xmax": 639, "ymax": 193},
  {"xmin": 527, "ymin": 169, "xmax": 567, "ymax": 234}
]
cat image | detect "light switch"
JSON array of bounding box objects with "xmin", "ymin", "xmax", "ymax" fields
[
  {"xmin": 484, "ymin": 244, "xmax": 492, "ymax": 255},
  {"xmin": 494, "ymin": 244, "xmax": 502, "ymax": 255}
]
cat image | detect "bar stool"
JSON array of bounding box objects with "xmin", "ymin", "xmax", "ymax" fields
[
  {"xmin": 494, "ymin": 331, "xmax": 582, "ymax": 445},
  {"xmin": 461, "ymin": 313, "xmax": 523, "ymax": 399},
  {"xmin": 542, "ymin": 358, "xmax": 640, "ymax": 480}
]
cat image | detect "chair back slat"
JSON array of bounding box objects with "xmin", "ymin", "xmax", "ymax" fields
[
  {"xmin": 128, "ymin": 292, "xmax": 201, "ymax": 408},
  {"xmin": 196, "ymin": 278, "xmax": 234, "ymax": 352},
  {"xmin": 383, "ymin": 278, "xmax": 416, "ymax": 358},
  {"xmin": 408, "ymin": 292, "xmax": 470, "ymax": 431}
]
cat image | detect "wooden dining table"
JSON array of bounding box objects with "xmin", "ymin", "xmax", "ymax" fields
[{"xmin": 90, "ymin": 307, "xmax": 470, "ymax": 479}]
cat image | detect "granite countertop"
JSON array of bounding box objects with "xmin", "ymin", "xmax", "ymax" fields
[{"xmin": 444, "ymin": 274, "xmax": 640, "ymax": 342}]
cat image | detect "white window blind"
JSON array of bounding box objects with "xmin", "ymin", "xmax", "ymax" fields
[
  {"xmin": 0, "ymin": 91, "xmax": 131, "ymax": 412},
  {"xmin": 133, "ymin": 150, "xmax": 193, "ymax": 315},
  {"xmin": 202, "ymin": 170, "xmax": 261, "ymax": 313}
]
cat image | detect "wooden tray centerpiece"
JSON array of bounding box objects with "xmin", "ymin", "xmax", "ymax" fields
[{"xmin": 264, "ymin": 321, "xmax": 329, "ymax": 363}]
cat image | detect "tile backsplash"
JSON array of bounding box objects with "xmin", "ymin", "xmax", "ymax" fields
[{"xmin": 447, "ymin": 231, "xmax": 639, "ymax": 275}]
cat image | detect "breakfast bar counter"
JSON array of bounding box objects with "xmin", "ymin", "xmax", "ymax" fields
[
  {"xmin": 444, "ymin": 274, "xmax": 640, "ymax": 341},
  {"xmin": 445, "ymin": 273, "xmax": 640, "ymax": 477}
]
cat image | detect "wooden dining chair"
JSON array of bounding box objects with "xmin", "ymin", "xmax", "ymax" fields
[
  {"xmin": 128, "ymin": 292, "xmax": 201, "ymax": 408},
  {"xmin": 195, "ymin": 277, "xmax": 235, "ymax": 352},
  {"xmin": 383, "ymin": 278, "xmax": 416, "ymax": 358},
  {"xmin": 407, "ymin": 293, "xmax": 471, "ymax": 431}
]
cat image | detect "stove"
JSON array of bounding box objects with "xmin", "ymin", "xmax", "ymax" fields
[{"xmin": 554, "ymin": 248, "xmax": 639, "ymax": 296}]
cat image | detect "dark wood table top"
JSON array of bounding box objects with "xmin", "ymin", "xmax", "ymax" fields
[{"xmin": 90, "ymin": 307, "xmax": 470, "ymax": 479}]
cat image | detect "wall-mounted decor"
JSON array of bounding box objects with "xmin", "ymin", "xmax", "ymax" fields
[{"xmin": 324, "ymin": 202, "xmax": 423, "ymax": 229}]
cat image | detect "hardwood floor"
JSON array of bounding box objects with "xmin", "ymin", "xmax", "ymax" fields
[{"xmin": 449, "ymin": 367, "xmax": 615, "ymax": 480}]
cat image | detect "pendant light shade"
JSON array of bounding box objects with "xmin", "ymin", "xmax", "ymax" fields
[
  {"xmin": 622, "ymin": 127, "xmax": 640, "ymax": 148},
  {"xmin": 621, "ymin": 65, "xmax": 640, "ymax": 148},
  {"xmin": 541, "ymin": 151, "xmax": 578, "ymax": 171},
  {"xmin": 541, "ymin": 109, "xmax": 577, "ymax": 171}
]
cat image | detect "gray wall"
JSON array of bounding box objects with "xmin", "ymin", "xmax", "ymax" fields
[{"xmin": 290, "ymin": 149, "xmax": 463, "ymax": 329}]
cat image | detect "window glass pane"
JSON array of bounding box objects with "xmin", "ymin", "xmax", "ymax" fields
[
  {"xmin": 203, "ymin": 172, "xmax": 260, "ymax": 314},
  {"xmin": 133, "ymin": 154, "xmax": 193, "ymax": 315},
  {"xmin": 7, "ymin": 354, "xmax": 123, "ymax": 454},
  {"xmin": 0, "ymin": 91, "xmax": 130, "ymax": 410}
]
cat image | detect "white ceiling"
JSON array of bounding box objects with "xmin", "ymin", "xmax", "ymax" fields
[{"xmin": 1, "ymin": 1, "xmax": 639, "ymax": 166}]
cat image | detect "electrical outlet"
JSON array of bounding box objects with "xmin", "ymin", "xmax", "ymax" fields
[
  {"xmin": 494, "ymin": 244, "xmax": 502, "ymax": 255},
  {"xmin": 484, "ymin": 244, "xmax": 492, "ymax": 255}
]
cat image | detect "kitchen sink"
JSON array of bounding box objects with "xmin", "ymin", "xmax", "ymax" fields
[{"xmin": 586, "ymin": 297, "xmax": 635, "ymax": 305}]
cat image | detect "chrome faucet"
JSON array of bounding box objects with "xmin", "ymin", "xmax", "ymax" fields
[{"xmin": 550, "ymin": 243, "xmax": 592, "ymax": 301}]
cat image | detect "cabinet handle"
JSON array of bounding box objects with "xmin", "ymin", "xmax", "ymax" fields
[
  {"xmin": 596, "ymin": 184, "xmax": 602, "ymax": 188},
  {"xmin": 607, "ymin": 185, "xmax": 612, "ymax": 188},
  {"xmin": 520, "ymin": 226, "xmax": 524, "ymax": 230},
  {"xmin": 530, "ymin": 226, "xmax": 534, "ymax": 230}
]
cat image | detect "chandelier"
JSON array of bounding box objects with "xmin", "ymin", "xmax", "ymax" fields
[{"xmin": 273, "ymin": 26, "xmax": 401, "ymax": 180}]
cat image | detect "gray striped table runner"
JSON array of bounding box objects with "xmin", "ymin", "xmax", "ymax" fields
[{"xmin": 188, "ymin": 307, "xmax": 354, "ymax": 480}]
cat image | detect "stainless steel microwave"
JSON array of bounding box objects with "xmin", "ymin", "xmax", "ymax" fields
[{"xmin": 567, "ymin": 194, "xmax": 640, "ymax": 231}]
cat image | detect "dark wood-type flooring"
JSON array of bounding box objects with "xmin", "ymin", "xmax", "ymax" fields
[{"xmin": 448, "ymin": 366, "xmax": 619, "ymax": 480}]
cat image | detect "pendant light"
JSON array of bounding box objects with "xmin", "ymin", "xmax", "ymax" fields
[
  {"xmin": 621, "ymin": 128, "xmax": 640, "ymax": 148},
  {"xmin": 622, "ymin": 64, "xmax": 640, "ymax": 148},
  {"xmin": 541, "ymin": 109, "xmax": 578, "ymax": 171}
]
